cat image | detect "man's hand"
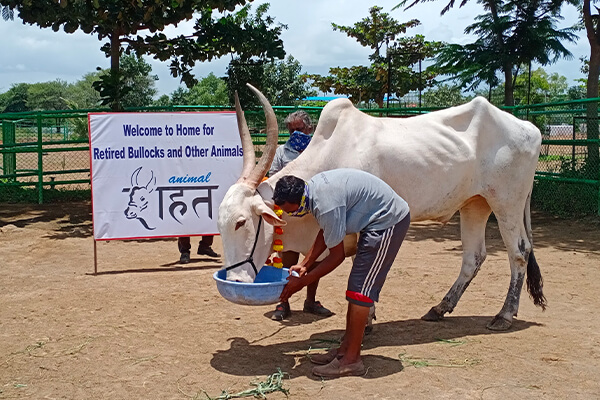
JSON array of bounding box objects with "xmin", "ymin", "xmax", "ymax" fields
[
  {"xmin": 289, "ymin": 264, "xmax": 307, "ymax": 277},
  {"xmin": 280, "ymin": 275, "xmax": 305, "ymax": 302}
]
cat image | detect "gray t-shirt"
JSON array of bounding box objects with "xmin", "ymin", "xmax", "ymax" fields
[
  {"xmin": 269, "ymin": 142, "xmax": 301, "ymax": 176},
  {"xmin": 307, "ymin": 168, "xmax": 410, "ymax": 248}
]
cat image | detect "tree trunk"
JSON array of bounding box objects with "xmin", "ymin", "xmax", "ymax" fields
[
  {"xmin": 584, "ymin": 0, "xmax": 600, "ymax": 178},
  {"xmin": 486, "ymin": 0, "xmax": 514, "ymax": 106},
  {"xmin": 110, "ymin": 31, "xmax": 121, "ymax": 111},
  {"xmin": 504, "ymin": 66, "xmax": 515, "ymax": 106}
]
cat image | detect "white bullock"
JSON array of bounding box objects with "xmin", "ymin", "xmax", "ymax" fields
[{"xmin": 217, "ymin": 84, "xmax": 546, "ymax": 331}]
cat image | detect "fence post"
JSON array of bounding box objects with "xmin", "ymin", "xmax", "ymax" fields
[
  {"xmin": 2, "ymin": 121, "xmax": 17, "ymax": 181},
  {"xmin": 37, "ymin": 113, "xmax": 44, "ymax": 204}
]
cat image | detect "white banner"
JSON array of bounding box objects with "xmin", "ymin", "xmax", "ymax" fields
[{"xmin": 89, "ymin": 112, "xmax": 242, "ymax": 240}]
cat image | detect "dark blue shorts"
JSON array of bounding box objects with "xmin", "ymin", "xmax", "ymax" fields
[{"xmin": 346, "ymin": 213, "xmax": 410, "ymax": 307}]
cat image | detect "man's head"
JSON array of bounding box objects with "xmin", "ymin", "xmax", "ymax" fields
[
  {"xmin": 284, "ymin": 111, "xmax": 313, "ymax": 134},
  {"xmin": 273, "ymin": 175, "xmax": 307, "ymax": 215}
]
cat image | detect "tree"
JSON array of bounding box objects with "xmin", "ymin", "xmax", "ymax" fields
[
  {"xmin": 583, "ymin": 0, "xmax": 600, "ymax": 174},
  {"xmin": 186, "ymin": 73, "xmax": 229, "ymax": 105},
  {"xmin": 306, "ymin": 64, "xmax": 388, "ymax": 106},
  {"xmin": 169, "ymin": 87, "xmax": 191, "ymax": 106},
  {"xmin": 304, "ymin": 6, "xmax": 441, "ymax": 107},
  {"xmin": 262, "ymin": 56, "xmax": 316, "ymax": 105},
  {"xmin": 0, "ymin": 83, "xmax": 29, "ymax": 113},
  {"xmin": 474, "ymin": 67, "xmax": 570, "ymax": 104},
  {"xmin": 422, "ymin": 84, "xmax": 472, "ymax": 107},
  {"xmin": 63, "ymin": 72, "xmax": 103, "ymax": 109},
  {"xmin": 226, "ymin": 55, "xmax": 315, "ymax": 106},
  {"xmin": 513, "ymin": 68, "xmax": 568, "ymax": 104},
  {"xmin": 225, "ymin": 58, "xmax": 266, "ymax": 107},
  {"xmin": 0, "ymin": 56, "xmax": 158, "ymax": 112},
  {"xmin": 26, "ymin": 80, "xmax": 70, "ymax": 111},
  {"xmin": 398, "ymin": 0, "xmax": 578, "ymax": 106},
  {"xmin": 0, "ymin": 1, "xmax": 285, "ymax": 110},
  {"xmin": 331, "ymin": 6, "xmax": 420, "ymax": 62},
  {"xmin": 165, "ymin": 73, "xmax": 228, "ymax": 106},
  {"xmin": 153, "ymin": 95, "xmax": 171, "ymax": 107},
  {"xmin": 115, "ymin": 54, "xmax": 158, "ymax": 108},
  {"xmin": 567, "ymin": 84, "xmax": 586, "ymax": 100}
]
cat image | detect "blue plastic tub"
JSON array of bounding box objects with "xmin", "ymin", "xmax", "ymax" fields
[{"xmin": 213, "ymin": 266, "xmax": 292, "ymax": 306}]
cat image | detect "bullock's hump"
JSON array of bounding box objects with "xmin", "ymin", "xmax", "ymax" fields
[
  {"xmin": 313, "ymin": 98, "xmax": 361, "ymax": 141},
  {"xmin": 323, "ymin": 97, "xmax": 354, "ymax": 111}
]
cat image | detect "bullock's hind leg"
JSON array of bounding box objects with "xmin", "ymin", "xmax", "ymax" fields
[
  {"xmin": 485, "ymin": 209, "xmax": 532, "ymax": 331},
  {"xmin": 422, "ymin": 196, "xmax": 491, "ymax": 322}
]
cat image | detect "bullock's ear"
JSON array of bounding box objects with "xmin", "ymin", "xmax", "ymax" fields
[
  {"xmin": 253, "ymin": 201, "xmax": 287, "ymax": 227},
  {"xmin": 263, "ymin": 211, "xmax": 287, "ymax": 227}
]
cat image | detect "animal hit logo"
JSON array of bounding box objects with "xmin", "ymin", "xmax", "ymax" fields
[{"xmin": 123, "ymin": 166, "xmax": 156, "ymax": 230}]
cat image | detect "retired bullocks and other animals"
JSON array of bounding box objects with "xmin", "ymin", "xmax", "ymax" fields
[{"xmin": 217, "ymin": 84, "xmax": 546, "ymax": 331}]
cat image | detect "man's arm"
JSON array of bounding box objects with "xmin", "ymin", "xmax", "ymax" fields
[
  {"xmin": 268, "ymin": 147, "xmax": 284, "ymax": 176},
  {"xmin": 298, "ymin": 230, "xmax": 328, "ymax": 271},
  {"xmin": 280, "ymin": 240, "xmax": 345, "ymax": 302}
]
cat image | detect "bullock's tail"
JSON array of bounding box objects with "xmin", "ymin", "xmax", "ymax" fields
[{"xmin": 525, "ymin": 188, "xmax": 547, "ymax": 310}]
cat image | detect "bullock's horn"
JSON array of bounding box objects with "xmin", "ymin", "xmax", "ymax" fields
[
  {"xmin": 234, "ymin": 90, "xmax": 257, "ymax": 183},
  {"xmin": 245, "ymin": 83, "xmax": 279, "ymax": 188},
  {"xmin": 131, "ymin": 166, "xmax": 142, "ymax": 187}
]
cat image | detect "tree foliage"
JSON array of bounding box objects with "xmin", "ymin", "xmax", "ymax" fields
[
  {"xmin": 398, "ymin": 0, "xmax": 578, "ymax": 106},
  {"xmin": 422, "ymin": 84, "xmax": 472, "ymax": 107},
  {"xmin": 262, "ymin": 56, "xmax": 316, "ymax": 105},
  {"xmin": 0, "ymin": 83, "xmax": 28, "ymax": 113},
  {"xmin": 65, "ymin": 72, "xmax": 103, "ymax": 109},
  {"xmin": 304, "ymin": 6, "xmax": 441, "ymax": 107},
  {"xmin": 116, "ymin": 54, "xmax": 158, "ymax": 108},
  {"xmin": 474, "ymin": 66, "xmax": 572, "ymax": 104},
  {"xmin": 331, "ymin": 7, "xmax": 420, "ymax": 61},
  {"xmin": 168, "ymin": 73, "xmax": 229, "ymax": 106},
  {"xmin": 513, "ymin": 67, "xmax": 568, "ymax": 104},
  {"xmin": 0, "ymin": 1, "xmax": 285, "ymax": 110},
  {"xmin": 226, "ymin": 55, "xmax": 315, "ymax": 106},
  {"xmin": 583, "ymin": 0, "xmax": 600, "ymax": 173},
  {"xmin": 0, "ymin": 55, "xmax": 158, "ymax": 112},
  {"xmin": 225, "ymin": 58, "xmax": 265, "ymax": 107},
  {"xmin": 26, "ymin": 80, "xmax": 70, "ymax": 111},
  {"xmin": 188, "ymin": 73, "xmax": 229, "ymax": 105}
]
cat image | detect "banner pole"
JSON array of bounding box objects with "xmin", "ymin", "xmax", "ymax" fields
[{"xmin": 93, "ymin": 238, "xmax": 98, "ymax": 275}]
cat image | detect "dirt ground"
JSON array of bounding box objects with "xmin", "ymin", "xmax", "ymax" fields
[{"xmin": 1, "ymin": 202, "xmax": 600, "ymax": 400}]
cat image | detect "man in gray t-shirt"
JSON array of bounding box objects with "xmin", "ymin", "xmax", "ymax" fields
[
  {"xmin": 268, "ymin": 111, "xmax": 333, "ymax": 321},
  {"xmin": 274, "ymin": 168, "xmax": 410, "ymax": 378}
]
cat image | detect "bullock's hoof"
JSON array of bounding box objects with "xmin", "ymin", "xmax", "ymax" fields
[
  {"xmin": 486, "ymin": 316, "xmax": 512, "ymax": 331},
  {"xmin": 421, "ymin": 307, "xmax": 444, "ymax": 322}
]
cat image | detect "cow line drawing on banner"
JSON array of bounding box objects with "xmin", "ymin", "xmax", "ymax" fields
[{"xmin": 123, "ymin": 166, "xmax": 157, "ymax": 230}]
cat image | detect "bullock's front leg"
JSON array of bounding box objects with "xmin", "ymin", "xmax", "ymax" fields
[
  {"xmin": 486, "ymin": 214, "xmax": 531, "ymax": 331},
  {"xmin": 422, "ymin": 198, "xmax": 490, "ymax": 322}
]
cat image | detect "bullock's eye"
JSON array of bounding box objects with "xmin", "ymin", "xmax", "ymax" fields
[{"xmin": 235, "ymin": 220, "xmax": 246, "ymax": 231}]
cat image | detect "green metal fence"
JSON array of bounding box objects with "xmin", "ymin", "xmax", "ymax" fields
[
  {"xmin": 1, "ymin": 100, "xmax": 599, "ymax": 216},
  {"xmin": 508, "ymin": 98, "xmax": 600, "ymax": 216}
]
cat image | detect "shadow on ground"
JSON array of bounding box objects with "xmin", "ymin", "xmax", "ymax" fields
[
  {"xmin": 210, "ymin": 316, "xmax": 541, "ymax": 380},
  {"xmin": 89, "ymin": 261, "xmax": 221, "ymax": 275}
]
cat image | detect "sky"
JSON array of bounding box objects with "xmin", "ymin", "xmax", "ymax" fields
[{"xmin": 0, "ymin": 0, "xmax": 587, "ymax": 97}]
